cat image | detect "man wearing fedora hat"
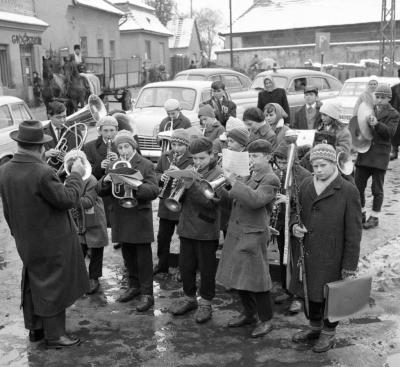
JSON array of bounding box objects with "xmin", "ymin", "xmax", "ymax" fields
[{"xmin": 0, "ymin": 120, "xmax": 89, "ymax": 349}]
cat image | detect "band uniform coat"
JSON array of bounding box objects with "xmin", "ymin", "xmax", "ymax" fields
[
  {"xmin": 98, "ymin": 153, "xmax": 158, "ymax": 244},
  {"xmin": 0, "ymin": 153, "xmax": 89, "ymax": 316},
  {"xmin": 216, "ymin": 168, "xmax": 280, "ymax": 292},
  {"xmin": 291, "ymin": 174, "xmax": 362, "ymax": 302}
]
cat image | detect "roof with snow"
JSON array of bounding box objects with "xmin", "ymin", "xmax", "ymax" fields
[
  {"xmin": 167, "ymin": 17, "xmax": 198, "ymax": 49},
  {"xmin": 0, "ymin": 11, "xmax": 48, "ymax": 27},
  {"xmin": 221, "ymin": 0, "xmax": 399, "ymax": 35},
  {"xmin": 74, "ymin": 0, "xmax": 124, "ymax": 16},
  {"xmin": 119, "ymin": 9, "xmax": 172, "ymax": 36},
  {"xmin": 108, "ymin": 0, "xmax": 154, "ymax": 11}
]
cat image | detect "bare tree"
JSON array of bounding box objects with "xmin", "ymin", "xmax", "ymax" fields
[
  {"xmin": 195, "ymin": 8, "xmax": 223, "ymax": 60},
  {"xmin": 145, "ymin": 0, "xmax": 176, "ymax": 26}
]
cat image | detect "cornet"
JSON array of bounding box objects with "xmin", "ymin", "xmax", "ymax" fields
[
  {"xmin": 164, "ymin": 178, "xmax": 186, "ymax": 212},
  {"xmin": 199, "ymin": 175, "xmax": 227, "ymax": 199}
]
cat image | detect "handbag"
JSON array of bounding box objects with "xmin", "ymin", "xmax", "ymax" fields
[{"xmin": 324, "ymin": 276, "xmax": 372, "ymax": 322}]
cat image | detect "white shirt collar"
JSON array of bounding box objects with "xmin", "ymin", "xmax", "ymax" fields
[{"xmin": 306, "ymin": 102, "xmax": 317, "ymax": 109}]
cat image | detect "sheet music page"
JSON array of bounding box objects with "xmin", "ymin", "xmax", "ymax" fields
[{"xmin": 222, "ymin": 149, "xmax": 250, "ymax": 176}]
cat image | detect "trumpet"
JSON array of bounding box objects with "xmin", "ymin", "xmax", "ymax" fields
[
  {"xmin": 199, "ymin": 175, "xmax": 227, "ymax": 199},
  {"xmin": 159, "ymin": 152, "xmax": 178, "ymax": 199},
  {"xmin": 164, "ymin": 178, "xmax": 186, "ymax": 212}
]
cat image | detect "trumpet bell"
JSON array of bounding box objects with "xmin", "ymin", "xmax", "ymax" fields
[
  {"xmin": 66, "ymin": 94, "xmax": 107, "ymax": 126},
  {"xmin": 164, "ymin": 198, "xmax": 181, "ymax": 212},
  {"xmin": 199, "ymin": 176, "xmax": 227, "ymax": 199},
  {"xmin": 337, "ymin": 151, "xmax": 354, "ymax": 176},
  {"xmin": 120, "ymin": 196, "xmax": 137, "ymax": 209}
]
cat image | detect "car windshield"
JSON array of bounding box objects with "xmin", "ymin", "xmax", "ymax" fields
[
  {"xmin": 175, "ymin": 74, "xmax": 207, "ymax": 81},
  {"xmin": 136, "ymin": 87, "xmax": 197, "ymax": 110},
  {"xmin": 339, "ymin": 82, "xmax": 368, "ymax": 97},
  {"xmin": 251, "ymin": 75, "xmax": 288, "ymax": 90}
]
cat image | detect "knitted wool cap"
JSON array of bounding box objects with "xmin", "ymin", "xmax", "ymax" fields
[
  {"xmin": 225, "ymin": 116, "xmax": 245, "ymax": 132},
  {"xmin": 97, "ymin": 115, "xmax": 118, "ymax": 128},
  {"xmin": 375, "ymin": 83, "xmax": 392, "ymax": 98},
  {"xmin": 247, "ymin": 139, "xmax": 273, "ymax": 154},
  {"xmin": 189, "ymin": 137, "xmax": 213, "ymax": 154},
  {"xmin": 319, "ymin": 101, "xmax": 341, "ymax": 121},
  {"xmin": 164, "ymin": 98, "xmax": 180, "ymax": 111},
  {"xmin": 114, "ymin": 129, "xmax": 137, "ymax": 148},
  {"xmin": 198, "ymin": 104, "xmax": 215, "ymax": 118},
  {"xmin": 171, "ymin": 128, "xmax": 190, "ymax": 146},
  {"xmin": 310, "ymin": 143, "xmax": 336, "ymax": 163},
  {"xmin": 227, "ymin": 127, "xmax": 250, "ymax": 146}
]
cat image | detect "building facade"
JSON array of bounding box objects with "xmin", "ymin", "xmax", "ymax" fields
[{"xmin": 0, "ymin": 0, "xmax": 47, "ymax": 101}]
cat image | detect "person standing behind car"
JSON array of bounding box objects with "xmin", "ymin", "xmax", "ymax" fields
[
  {"xmin": 257, "ymin": 76, "xmax": 290, "ymax": 124},
  {"xmin": 291, "ymin": 86, "xmax": 322, "ymax": 130}
]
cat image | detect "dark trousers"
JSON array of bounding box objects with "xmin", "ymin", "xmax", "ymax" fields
[
  {"xmin": 179, "ymin": 237, "xmax": 218, "ymax": 301},
  {"xmin": 238, "ymin": 290, "xmax": 273, "ymax": 322},
  {"xmin": 306, "ymin": 299, "xmax": 338, "ymax": 330},
  {"xmin": 355, "ymin": 166, "xmax": 386, "ymax": 212},
  {"xmin": 276, "ymin": 230, "xmax": 287, "ymax": 290},
  {"xmin": 121, "ymin": 243, "xmax": 153, "ymax": 295},
  {"xmin": 156, "ymin": 218, "xmax": 178, "ymax": 269},
  {"xmin": 81, "ymin": 245, "xmax": 104, "ymax": 279},
  {"xmin": 22, "ymin": 272, "xmax": 66, "ymax": 339}
]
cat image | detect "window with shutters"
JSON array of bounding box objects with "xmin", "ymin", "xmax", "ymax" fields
[{"xmin": 0, "ymin": 45, "xmax": 12, "ymax": 88}]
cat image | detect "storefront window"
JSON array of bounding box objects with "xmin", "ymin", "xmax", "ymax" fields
[{"xmin": 0, "ymin": 45, "xmax": 12, "ymax": 88}]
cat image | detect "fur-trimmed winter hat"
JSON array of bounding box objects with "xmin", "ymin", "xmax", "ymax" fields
[{"xmin": 310, "ymin": 143, "xmax": 336, "ymax": 163}]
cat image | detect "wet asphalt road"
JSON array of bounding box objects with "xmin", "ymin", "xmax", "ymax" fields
[{"xmin": 1, "ymin": 159, "xmax": 400, "ymax": 366}]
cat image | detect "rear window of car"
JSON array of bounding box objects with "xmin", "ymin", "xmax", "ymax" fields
[
  {"xmin": 175, "ymin": 74, "xmax": 207, "ymax": 81},
  {"xmin": 0, "ymin": 105, "xmax": 11, "ymax": 129},
  {"xmin": 136, "ymin": 87, "xmax": 197, "ymax": 110},
  {"xmin": 252, "ymin": 75, "xmax": 288, "ymax": 89},
  {"xmin": 222, "ymin": 75, "xmax": 243, "ymax": 89}
]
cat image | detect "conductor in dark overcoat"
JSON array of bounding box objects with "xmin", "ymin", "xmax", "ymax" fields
[
  {"xmin": 291, "ymin": 143, "xmax": 361, "ymax": 353},
  {"xmin": 0, "ymin": 120, "xmax": 89, "ymax": 349}
]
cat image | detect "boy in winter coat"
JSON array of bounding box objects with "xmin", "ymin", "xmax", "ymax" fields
[
  {"xmin": 243, "ymin": 107, "xmax": 277, "ymax": 147},
  {"xmin": 355, "ymin": 83, "xmax": 399, "ymax": 229},
  {"xmin": 198, "ymin": 104, "xmax": 225, "ymax": 142},
  {"xmin": 169, "ymin": 137, "xmax": 222, "ymax": 324}
]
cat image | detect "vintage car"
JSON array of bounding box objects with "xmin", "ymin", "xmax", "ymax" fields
[
  {"xmin": 128, "ymin": 80, "xmax": 230, "ymax": 161},
  {"xmin": 231, "ymin": 68, "xmax": 343, "ymax": 120},
  {"xmin": 330, "ymin": 76, "xmax": 399, "ymax": 123},
  {"xmin": 174, "ymin": 68, "xmax": 252, "ymax": 93},
  {"xmin": 0, "ymin": 96, "xmax": 39, "ymax": 164}
]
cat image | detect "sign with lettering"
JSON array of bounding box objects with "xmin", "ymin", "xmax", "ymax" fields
[
  {"xmin": 11, "ymin": 33, "xmax": 41, "ymax": 45},
  {"xmin": 315, "ymin": 32, "xmax": 330, "ymax": 53}
]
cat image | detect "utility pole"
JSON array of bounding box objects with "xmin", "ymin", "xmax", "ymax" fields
[
  {"xmin": 379, "ymin": 0, "xmax": 396, "ymax": 76},
  {"xmin": 229, "ymin": 0, "xmax": 233, "ymax": 68}
]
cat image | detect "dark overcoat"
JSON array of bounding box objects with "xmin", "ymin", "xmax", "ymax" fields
[
  {"xmin": 177, "ymin": 163, "xmax": 222, "ymax": 241},
  {"xmin": 76, "ymin": 175, "xmax": 108, "ymax": 248},
  {"xmin": 291, "ymin": 102, "xmax": 322, "ymax": 130},
  {"xmin": 292, "ymin": 174, "xmax": 362, "ymax": 302},
  {"xmin": 159, "ymin": 112, "xmax": 191, "ymax": 131},
  {"xmin": 216, "ymin": 168, "xmax": 280, "ymax": 292},
  {"xmin": 257, "ymin": 88, "xmax": 290, "ymax": 124},
  {"xmin": 249, "ymin": 123, "xmax": 277, "ymax": 147},
  {"xmin": 98, "ymin": 153, "xmax": 158, "ymax": 244},
  {"xmin": 389, "ymin": 84, "xmax": 400, "ymax": 146},
  {"xmin": 355, "ymin": 104, "xmax": 399, "ymax": 170},
  {"xmin": 155, "ymin": 149, "xmax": 193, "ymax": 221},
  {"xmin": 0, "ymin": 153, "xmax": 89, "ymax": 316},
  {"xmin": 84, "ymin": 136, "xmax": 118, "ymax": 180},
  {"xmin": 202, "ymin": 97, "xmax": 237, "ymax": 127}
]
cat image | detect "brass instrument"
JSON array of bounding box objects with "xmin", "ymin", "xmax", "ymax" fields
[
  {"xmin": 199, "ymin": 175, "xmax": 227, "ymax": 199},
  {"xmin": 46, "ymin": 94, "xmax": 107, "ymax": 175},
  {"xmin": 64, "ymin": 149, "xmax": 92, "ymax": 180},
  {"xmin": 337, "ymin": 150, "xmax": 355, "ymax": 176},
  {"xmin": 106, "ymin": 138, "xmax": 113, "ymax": 159},
  {"xmin": 269, "ymin": 169, "xmax": 284, "ymax": 242},
  {"xmin": 159, "ymin": 152, "xmax": 178, "ymax": 199},
  {"xmin": 109, "ymin": 157, "xmax": 143, "ymax": 208},
  {"xmin": 159, "ymin": 117, "xmax": 173, "ymax": 154}
]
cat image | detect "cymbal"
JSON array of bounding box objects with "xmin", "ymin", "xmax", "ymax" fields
[
  {"xmin": 349, "ymin": 116, "xmax": 371, "ymax": 153},
  {"xmin": 357, "ymin": 101, "xmax": 374, "ymax": 140}
]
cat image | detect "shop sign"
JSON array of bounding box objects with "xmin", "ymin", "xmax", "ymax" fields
[{"xmin": 11, "ymin": 33, "xmax": 41, "ymax": 46}]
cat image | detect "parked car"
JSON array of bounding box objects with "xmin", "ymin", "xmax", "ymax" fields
[
  {"xmin": 230, "ymin": 68, "xmax": 343, "ymax": 120},
  {"xmin": 128, "ymin": 80, "xmax": 232, "ymax": 161},
  {"xmin": 331, "ymin": 76, "xmax": 399, "ymax": 123},
  {"xmin": 0, "ymin": 96, "xmax": 38, "ymax": 164},
  {"xmin": 174, "ymin": 68, "xmax": 252, "ymax": 93}
]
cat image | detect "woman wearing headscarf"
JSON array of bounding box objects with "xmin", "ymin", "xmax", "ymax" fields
[
  {"xmin": 264, "ymin": 103, "xmax": 290, "ymax": 148},
  {"xmin": 353, "ymin": 75, "xmax": 378, "ymax": 115},
  {"xmin": 257, "ymin": 76, "xmax": 290, "ymax": 124}
]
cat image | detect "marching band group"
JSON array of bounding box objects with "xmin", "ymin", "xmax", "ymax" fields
[{"xmin": 0, "ymin": 76, "xmax": 397, "ymax": 352}]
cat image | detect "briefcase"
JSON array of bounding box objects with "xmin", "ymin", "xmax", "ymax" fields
[{"xmin": 324, "ymin": 276, "xmax": 372, "ymax": 323}]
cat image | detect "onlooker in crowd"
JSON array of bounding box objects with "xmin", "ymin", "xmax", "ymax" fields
[
  {"xmin": 217, "ymin": 139, "xmax": 280, "ymax": 338},
  {"xmin": 292, "ymin": 143, "xmax": 361, "ymax": 353},
  {"xmin": 264, "ymin": 103, "xmax": 290, "ymax": 148},
  {"xmin": 154, "ymin": 129, "xmax": 193, "ymax": 275},
  {"xmin": 390, "ymin": 69, "xmax": 400, "ymax": 160},
  {"xmin": 291, "ymin": 86, "xmax": 322, "ymax": 130},
  {"xmin": 33, "ymin": 71, "xmax": 42, "ymax": 107},
  {"xmin": 0, "ymin": 120, "xmax": 88, "ymax": 349},
  {"xmin": 201, "ymin": 81, "xmax": 237, "ymax": 128},
  {"xmin": 243, "ymin": 107, "xmax": 276, "ymax": 147},
  {"xmin": 169, "ymin": 137, "xmax": 222, "ymax": 324},
  {"xmin": 257, "ymin": 76, "xmax": 290, "ymax": 124},
  {"xmin": 98, "ymin": 130, "xmax": 158, "ymax": 311},
  {"xmin": 355, "ymin": 84, "xmax": 399, "ymax": 229},
  {"xmin": 198, "ymin": 104, "xmax": 225, "ymax": 142}
]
